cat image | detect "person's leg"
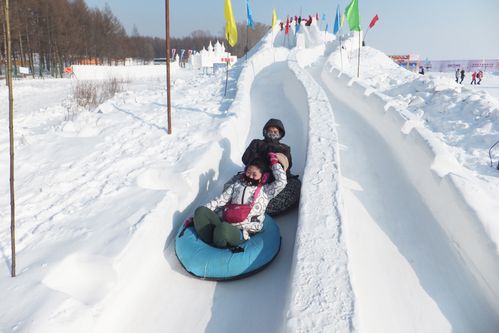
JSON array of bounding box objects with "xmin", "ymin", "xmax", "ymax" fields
[
  {"xmin": 194, "ymin": 206, "xmax": 222, "ymax": 245},
  {"xmin": 213, "ymin": 223, "xmax": 245, "ymax": 248}
]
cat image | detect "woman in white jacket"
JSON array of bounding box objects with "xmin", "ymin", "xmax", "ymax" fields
[{"xmin": 185, "ymin": 153, "xmax": 286, "ymax": 248}]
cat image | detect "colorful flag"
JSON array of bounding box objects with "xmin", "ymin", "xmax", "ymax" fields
[
  {"xmin": 368, "ymin": 14, "xmax": 379, "ymax": 29},
  {"xmin": 341, "ymin": 14, "xmax": 345, "ymax": 28},
  {"xmin": 285, "ymin": 16, "xmax": 290, "ymax": 35},
  {"xmin": 322, "ymin": 13, "xmax": 327, "ymax": 22},
  {"xmin": 246, "ymin": 0, "xmax": 254, "ymax": 30},
  {"xmin": 344, "ymin": 0, "xmax": 361, "ymax": 32},
  {"xmin": 224, "ymin": 0, "xmax": 238, "ymax": 47},
  {"xmin": 333, "ymin": 5, "xmax": 341, "ymax": 34},
  {"xmin": 272, "ymin": 8, "xmax": 277, "ymax": 31}
]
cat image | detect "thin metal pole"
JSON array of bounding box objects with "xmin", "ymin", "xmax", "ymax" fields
[
  {"xmin": 357, "ymin": 31, "xmax": 361, "ymax": 78},
  {"xmin": 165, "ymin": 0, "xmax": 172, "ymax": 134},
  {"xmin": 224, "ymin": 60, "xmax": 229, "ymax": 96},
  {"xmin": 339, "ymin": 34, "xmax": 343, "ymax": 72},
  {"xmin": 5, "ymin": 0, "xmax": 16, "ymax": 277},
  {"xmin": 245, "ymin": 25, "xmax": 248, "ymax": 61}
]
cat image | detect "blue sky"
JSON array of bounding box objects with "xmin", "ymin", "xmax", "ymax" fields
[{"xmin": 85, "ymin": 0, "xmax": 499, "ymax": 60}]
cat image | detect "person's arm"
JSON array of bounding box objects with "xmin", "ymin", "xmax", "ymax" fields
[
  {"xmin": 265, "ymin": 153, "xmax": 287, "ymax": 198},
  {"xmin": 284, "ymin": 144, "xmax": 293, "ymax": 171},
  {"xmin": 242, "ymin": 139, "xmax": 260, "ymax": 165},
  {"xmin": 204, "ymin": 184, "xmax": 234, "ymax": 211}
]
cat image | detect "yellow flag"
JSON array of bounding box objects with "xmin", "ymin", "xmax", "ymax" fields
[
  {"xmin": 272, "ymin": 8, "xmax": 277, "ymax": 31},
  {"xmin": 224, "ymin": 0, "xmax": 238, "ymax": 47},
  {"xmin": 340, "ymin": 14, "xmax": 345, "ymax": 28}
]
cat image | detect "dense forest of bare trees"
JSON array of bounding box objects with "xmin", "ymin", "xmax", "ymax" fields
[{"xmin": 0, "ymin": 0, "xmax": 269, "ymax": 77}]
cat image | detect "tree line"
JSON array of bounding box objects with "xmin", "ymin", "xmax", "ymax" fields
[{"xmin": 0, "ymin": 0, "xmax": 269, "ymax": 77}]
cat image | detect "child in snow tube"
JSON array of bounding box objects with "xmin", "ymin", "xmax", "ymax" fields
[
  {"xmin": 228, "ymin": 118, "xmax": 301, "ymax": 216},
  {"xmin": 184, "ymin": 153, "xmax": 286, "ymax": 248}
]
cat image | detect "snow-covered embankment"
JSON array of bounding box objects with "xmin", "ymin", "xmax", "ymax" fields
[{"xmin": 319, "ymin": 46, "xmax": 499, "ymax": 331}]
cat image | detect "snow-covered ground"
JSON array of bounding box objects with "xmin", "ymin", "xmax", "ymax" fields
[{"xmin": 1, "ymin": 22, "xmax": 499, "ymax": 333}]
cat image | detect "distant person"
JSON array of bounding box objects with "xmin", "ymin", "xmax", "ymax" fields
[
  {"xmin": 470, "ymin": 71, "xmax": 477, "ymax": 84},
  {"xmin": 477, "ymin": 70, "xmax": 484, "ymax": 85},
  {"xmin": 419, "ymin": 66, "xmax": 425, "ymax": 75},
  {"xmin": 305, "ymin": 15, "xmax": 312, "ymax": 26},
  {"xmin": 460, "ymin": 69, "xmax": 465, "ymax": 84},
  {"xmin": 455, "ymin": 68, "xmax": 460, "ymax": 83}
]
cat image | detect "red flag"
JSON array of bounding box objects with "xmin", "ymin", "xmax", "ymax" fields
[
  {"xmin": 369, "ymin": 14, "xmax": 379, "ymax": 29},
  {"xmin": 316, "ymin": 13, "xmax": 319, "ymax": 21},
  {"xmin": 285, "ymin": 16, "xmax": 290, "ymax": 34}
]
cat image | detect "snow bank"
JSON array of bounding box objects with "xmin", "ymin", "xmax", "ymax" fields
[
  {"xmin": 283, "ymin": 45, "xmax": 354, "ymax": 332},
  {"xmin": 321, "ymin": 62, "xmax": 499, "ymax": 314}
]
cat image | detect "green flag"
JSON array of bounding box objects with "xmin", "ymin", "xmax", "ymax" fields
[{"xmin": 344, "ymin": 0, "xmax": 361, "ymax": 31}]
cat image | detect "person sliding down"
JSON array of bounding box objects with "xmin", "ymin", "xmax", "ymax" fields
[{"xmin": 184, "ymin": 154, "xmax": 286, "ymax": 248}]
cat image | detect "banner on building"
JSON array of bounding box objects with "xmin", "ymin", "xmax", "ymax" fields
[{"xmin": 423, "ymin": 59, "xmax": 499, "ymax": 72}]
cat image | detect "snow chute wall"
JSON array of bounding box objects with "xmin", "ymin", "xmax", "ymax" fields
[{"xmin": 320, "ymin": 64, "xmax": 499, "ymax": 314}]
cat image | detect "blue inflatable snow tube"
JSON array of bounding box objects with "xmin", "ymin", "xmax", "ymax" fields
[{"xmin": 175, "ymin": 215, "xmax": 281, "ymax": 280}]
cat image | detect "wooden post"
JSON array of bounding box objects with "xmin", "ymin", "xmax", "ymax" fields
[
  {"xmin": 2, "ymin": 0, "xmax": 8, "ymax": 85},
  {"xmin": 165, "ymin": 0, "xmax": 172, "ymax": 134},
  {"xmin": 4, "ymin": 0, "xmax": 16, "ymax": 278}
]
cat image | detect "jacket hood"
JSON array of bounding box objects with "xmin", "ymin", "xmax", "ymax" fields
[{"xmin": 262, "ymin": 118, "xmax": 285, "ymax": 139}]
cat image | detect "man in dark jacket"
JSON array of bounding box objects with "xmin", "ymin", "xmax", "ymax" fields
[{"xmin": 242, "ymin": 118, "xmax": 293, "ymax": 177}]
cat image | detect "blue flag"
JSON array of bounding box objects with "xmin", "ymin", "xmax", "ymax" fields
[
  {"xmin": 246, "ymin": 0, "xmax": 254, "ymax": 29},
  {"xmin": 333, "ymin": 5, "xmax": 341, "ymax": 34},
  {"xmin": 322, "ymin": 13, "xmax": 327, "ymax": 21}
]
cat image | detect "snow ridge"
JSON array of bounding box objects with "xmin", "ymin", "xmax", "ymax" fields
[{"xmin": 284, "ymin": 46, "xmax": 354, "ymax": 332}]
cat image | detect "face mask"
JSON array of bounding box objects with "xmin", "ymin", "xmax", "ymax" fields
[
  {"xmin": 243, "ymin": 175, "xmax": 260, "ymax": 186},
  {"xmin": 267, "ymin": 132, "xmax": 281, "ymax": 140}
]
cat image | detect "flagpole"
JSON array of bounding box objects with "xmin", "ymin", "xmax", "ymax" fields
[
  {"xmin": 357, "ymin": 31, "xmax": 361, "ymax": 77},
  {"xmin": 363, "ymin": 28, "xmax": 370, "ymax": 44},
  {"xmin": 245, "ymin": 24, "xmax": 249, "ymax": 61},
  {"xmin": 339, "ymin": 34, "xmax": 344, "ymax": 72},
  {"xmin": 165, "ymin": 0, "xmax": 172, "ymax": 134},
  {"xmin": 224, "ymin": 59, "xmax": 229, "ymax": 96}
]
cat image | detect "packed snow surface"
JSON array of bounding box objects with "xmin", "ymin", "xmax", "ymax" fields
[{"xmin": 1, "ymin": 21, "xmax": 499, "ymax": 333}]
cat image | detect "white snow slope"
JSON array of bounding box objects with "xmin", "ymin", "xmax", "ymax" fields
[{"xmin": 1, "ymin": 21, "xmax": 499, "ymax": 333}]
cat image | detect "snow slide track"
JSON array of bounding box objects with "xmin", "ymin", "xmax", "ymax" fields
[
  {"xmin": 318, "ymin": 62, "xmax": 499, "ymax": 330},
  {"xmin": 203, "ymin": 61, "xmax": 306, "ymax": 333}
]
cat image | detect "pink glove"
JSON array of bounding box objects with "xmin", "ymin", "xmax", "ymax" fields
[
  {"xmin": 268, "ymin": 152, "xmax": 279, "ymax": 165},
  {"xmin": 183, "ymin": 217, "xmax": 194, "ymax": 227}
]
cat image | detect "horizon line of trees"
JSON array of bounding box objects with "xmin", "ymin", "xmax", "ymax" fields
[{"xmin": 0, "ymin": 0, "xmax": 269, "ymax": 78}]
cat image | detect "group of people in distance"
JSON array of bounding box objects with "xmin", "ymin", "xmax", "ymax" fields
[
  {"xmin": 455, "ymin": 68, "xmax": 484, "ymax": 85},
  {"xmin": 183, "ymin": 119, "xmax": 300, "ymax": 249}
]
